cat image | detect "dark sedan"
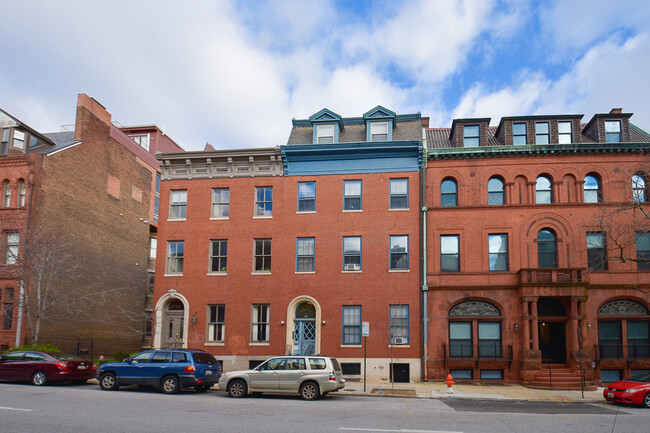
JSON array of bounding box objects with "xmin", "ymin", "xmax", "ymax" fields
[{"xmin": 0, "ymin": 351, "xmax": 96, "ymax": 386}]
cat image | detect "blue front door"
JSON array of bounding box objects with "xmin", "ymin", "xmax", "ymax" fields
[{"xmin": 293, "ymin": 320, "xmax": 315, "ymax": 355}]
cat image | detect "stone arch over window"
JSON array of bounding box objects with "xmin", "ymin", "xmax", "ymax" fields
[
  {"xmin": 441, "ymin": 177, "xmax": 457, "ymax": 207},
  {"xmin": 598, "ymin": 299, "xmax": 649, "ymax": 317},
  {"xmin": 154, "ymin": 290, "xmax": 189, "ymax": 349},
  {"xmin": 584, "ymin": 173, "xmax": 602, "ymax": 203},
  {"xmin": 488, "ymin": 176, "xmax": 505, "ymax": 205},
  {"xmin": 450, "ymin": 300, "xmax": 501, "ymax": 317},
  {"xmin": 448, "ymin": 300, "xmax": 502, "ymax": 360}
]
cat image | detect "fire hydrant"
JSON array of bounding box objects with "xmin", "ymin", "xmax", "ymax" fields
[{"xmin": 445, "ymin": 373, "xmax": 455, "ymax": 394}]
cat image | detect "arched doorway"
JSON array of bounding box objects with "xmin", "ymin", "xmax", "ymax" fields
[
  {"xmin": 163, "ymin": 299, "xmax": 185, "ymax": 348},
  {"xmin": 293, "ymin": 301, "xmax": 316, "ymax": 355},
  {"xmin": 538, "ymin": 297, "xmax": 567, "ymax": 364}
]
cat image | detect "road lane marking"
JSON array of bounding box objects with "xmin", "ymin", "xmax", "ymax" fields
[
  {"xmin": 340, "ymin": 428, "xmax": 462, "ymax": 433},
  {"xmin": 0, "ymin": 406, "xmax": 33, "ymax": 412}
]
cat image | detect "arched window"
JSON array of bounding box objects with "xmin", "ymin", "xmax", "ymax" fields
[
  {"xmin": 488, "ymin": 177, "xmax": 505, "ymax": 205},
  {"xmin": 2, "ymin": 180, "xmax": 10, "ymax": 208},
  {"xmin": 18, "ymin": 179, "xmax": 26, "ymax": 207},
  {"xmin": 449, "ymin": 301, "xmax": 502, "ymax": 363},
  {"xmin": 598, "ymin": 300, "xmax": 649, "ymax": 370},
  {"xmin": 584, "ymin": 174, "xmax": 602, "ymax": 203},
  {"xmin": 632, "ymin": 173, "xmax": 648, "ymax": 203},
  {"xmin": 441, "ymin": 178, "xmax": 457, "ymax": 207},
  {"xmin": 537, "ymin": 229, "xmax": 557, "ymax": 268},
  {"xmin": 536, "ymin": 176, "xmax": 553, "ymax": 204}
]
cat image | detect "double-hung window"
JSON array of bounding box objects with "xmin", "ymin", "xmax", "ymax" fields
[
  {"xmin": 636, "ymin": 232, "xmax": 650, "ymax": 270},
  {"xmin": 488, "ymin": 234, "xmax": 508, "ymax": 271},
  {"xmin": 2, "ymin": 288, "xmax": 14, "ymax": 330},
  {"xmin": 342, "ymin": 306, "xmax": 361, "ymax": 345},
  {"xmin": 207, "ymin": 305, "xmax": 225, "ymax": 343},
  {"xmin": 389, "ymin": 305, "xmax": 409, "ymax": 345},
  {"xmin": 370, "ymin": 121, "xmax": 388, "ymax": 141},
  {"xmin": 463, "ymin": 125, "xmax": 480, "ymax": 147},
  {"xmin": 558, "ymin": 121, "xmax": 572, "ymax": 144},
  {"xmin": 441, "ymin": 178, "xmax": 457, "ymax": 206},
  {"xmin": 169, "ymin": 190, "xmax": 187, "ymax": 219},
  {"xmin": 440, "ymin": 235, "xmax": 459, "ymax": 272},
  {"xmin": 343, "ymin": 236, "xmax": 361, "ymax": 271},
  {"xmin": 18, "ymin": 180, "xmax": 25, "ymax": 207},
  {"xmin": 297, "ymin": 182, "xmax": 316, "ymax": 212},
  {"xmin": 487, "ymin": 177, "xmax": 504, "ymax": 205},
  {"xmin": 254, "ymin": 239, "xmax": 272, "ymax": 272},
  {"xmin": 535, "ymin": 122, "xmax": 549, "ymax": 144},
  {"xmin": 1, "ymin": 130, "xmax": 9, "ymax": 155},
  {"xmin": 389, "ymin": 178, "xmax": 408, "ymax": 209},
  {"xmin": 587, "ymin": 232, "xmax": 607, "ymax": 271},
  {"xmin": 255, "ymin": 187, "xmax": 273, "ymax": 217},
  {"xmin": 389, "ymin": 235, "xmax": 408, "ymax": 270},
  {"xmin": 632, "ymin": 174, "xmax": 648, "ymax": 203},
  {"xmin": 210, "ymin": 240, "xmax": 228, "ymax": 273},
  {"xmin": 296, "ymin": 237, "xmax": 315, "ymax": 272},
  {"xmin": 535, "ymin": 176, "xmax": 553, "ymax": 204},
  {"xmin": 512, "ymin": 122, "xmax": 527, "ymax": 145},
  {"xmin": 343, "ymin": 180, "xmax": 362, "ymax": 211},
  {"xmin": 251, "ymin": 304, "xmax": 269, "ymax": 343},
  {"xmin": 478, "ymin": 322, "xmax": 501, "ymax": 358},
  {"xmin": 605, "ymin": 120, "xmax": 621, "ymax": 143},
  {"xmin": 316, "ymin": 124, "xmax": 335, "ymax": 144},
  {"xmin": 211, "ymin": 188, "xmax": 229, "ymax": 218},
  {"xmin": 12, "ymin": 130, "xmax": 25, "ymax": 150},
  {"xmin": 166, "ymin": 241, "xmax": 184, "ymax": 274},
  {"xmin": 5, "ymin": 232, "xmax": 19, "ymax": 264},
  {"xmin": 2, "ymin": 181, "xmax": 10, "ymax": 207},
  {"xmin": 449, "ymin": 322, "xmax": 472, "ymax": 357}
]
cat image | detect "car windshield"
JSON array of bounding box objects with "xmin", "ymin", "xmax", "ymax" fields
[
  {"xmin": 626, "ymin": 372, "xmax": 650, "ymax": 382},
  {"xmin": 49, "ymin": 353, "xmax": 84, "ymax": 361},
  {"xmin": 192, "ymin": 352, "xmax": 217, "ymax": 364}
]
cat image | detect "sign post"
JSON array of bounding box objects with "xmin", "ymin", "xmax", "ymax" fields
[{"xmin": 362, "ymin": 321, "xmax": 369, "ymax": 392}]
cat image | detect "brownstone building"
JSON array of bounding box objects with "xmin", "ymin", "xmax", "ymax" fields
[
  {"xmin": 424, "ymin": 109, "xmax": 650, "ymax": 387},
  {"xmin": 0, "ymin": 94, "xmax": 182, "ymax": 353}
]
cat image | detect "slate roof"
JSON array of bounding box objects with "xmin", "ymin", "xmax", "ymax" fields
[{"xmin": 287, "ymin": 119, "xmax": 422, "ymax": 145}]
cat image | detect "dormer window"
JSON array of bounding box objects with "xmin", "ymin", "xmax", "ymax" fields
[
  {"xmin": 12, "ymin": 130, "xmax": 25, "ymax": 150},
  {"xmin": 463, "ymin": 125, "xmax": 480, "ymax": 147},
  {"xmin": 370, "ymin": 122, "xmax": 389, "ymax": 142},
  {"xmin": 605, "ymin": 120, "xmax": 621, "ymax": 143},
  {"xmin": 316, "ymin": 124, "xmax": 335, "ymax": 144},
  {"xmin": 558, "ymin": 121, "xmax": 572, "ymax": 144},
  {"xmin": 129, "ymin": 134, "xmax": 150, "ymax": 151},
  {"xmin": 535, "ymin": 122, "xmax": 549, "ymax": 144},
  {"xmin": 1, "ymin": 130, "xmax": 8, "ymax": 155},
  {"xmin": 513, "ymin": 123, "xmax": 527, "ymax": 145}
]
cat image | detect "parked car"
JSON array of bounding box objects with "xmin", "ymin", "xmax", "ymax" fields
[
  {"xmin": 218, "ymin": 355, "xmax": 345, "ymax": 400},
  {"xmin": 0, "ymin": 351, "xmax": 96, "ymax": 386},
  {"xmin": 97, "ymin": 349, "xmax": 221, "ymax": 394},
  {"xmin": 604, "ymin": 372, "xmax": 650, "ymax": 407}
]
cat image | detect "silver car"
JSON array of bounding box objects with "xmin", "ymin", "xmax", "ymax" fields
[{"xmin": 218, "ymin": 356, "xmax": 345, "ymax": 400}]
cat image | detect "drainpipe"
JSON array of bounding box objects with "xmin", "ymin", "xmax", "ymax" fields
[
  {"xmin": 15, "ymin": 173, "xmax": 35, "ymax": 347},
  {"xmin": 420, "ymin": 131, "xmax": 429, "ymax": 381}
]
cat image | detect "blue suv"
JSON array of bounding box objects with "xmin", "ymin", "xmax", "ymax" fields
[{"xmin": 97, "ymin": 349, "xmax": 221, "ymax": 394}]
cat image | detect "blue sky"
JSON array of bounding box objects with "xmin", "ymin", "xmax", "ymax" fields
[{"xmin": 1, "ymin": 0, "xmax": 650, "ymax": 151}]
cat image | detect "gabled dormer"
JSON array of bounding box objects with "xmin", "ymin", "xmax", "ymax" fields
[
  {"xmin": 583, "ymin": 108, "xmax": 633, "ymax": 143},
  {"xmin": 0, "ymin": 109, "xmax": 55, "ymax": 156},
  {"xmin": 363, "ymin": 106, "xmax": 397, "ymax": 142},
  {"xmin": 309, "ymin": 108, "xmax": 343, "ymax": 144},
  {"xmin": 449, "ymin": 118, "xmax": 491, "ymax": 147}
]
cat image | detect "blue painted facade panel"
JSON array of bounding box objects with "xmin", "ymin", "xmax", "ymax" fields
[{"xmin": 286, "ymin": 156, "xmax": 419, "ymax": 176}]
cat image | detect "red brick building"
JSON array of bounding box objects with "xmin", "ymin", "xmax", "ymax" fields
[
  {"xmin": 154, "ymin": 107, "xmax": 425, "ymax": 381},
  {"xmin": 0, "ymin": 94, "xmax": 182, "ymax": 353},
  {"xmin": 424, "ymin": 109, "xmax": 650, "ymax": 387}
]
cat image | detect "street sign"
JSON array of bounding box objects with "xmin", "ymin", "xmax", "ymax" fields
[{"xmin": 362, "ymin": 321, "xmax": 369, "ymax": 337}]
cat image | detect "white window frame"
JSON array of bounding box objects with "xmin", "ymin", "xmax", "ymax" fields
[
  {"xmin": 316, "ymin": 124, "xmax": 335, "ymax": 144},
  {"xmin": 207, "ymin": 305, "xmax": 225, "ymax": 343},
  {"xmin": 166, "ymin": 241, "xmax": 184, "ymax": 274},
  {"xmin": 169, "ymin": 190, "xmax": 187, "ymax": 220},
  {"xmin": 558, "ymin": 121, "xmax": 572, "ymax": 144},
  {"xmin": 128, "ymin": 134, "xmax": 150, "ymax": 151},
  {"xmin": 211, "ymin": 188, "xmax": 230, "ymax": 219},
  {"xmin": 5, "ymin": 232, "xmax": 19, "ymax": 265},
  {"xmin": 370, "ymin": 121, "xmax": 389, "ymax": 142}
]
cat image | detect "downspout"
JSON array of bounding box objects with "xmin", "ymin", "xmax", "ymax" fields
[
  {"xmin": 15, "ymin": 167, "xmax": 35, "ymax": 347},
  {"xmin": 420, "ymin": 131, "xmax": 429, "ymax": 381}
]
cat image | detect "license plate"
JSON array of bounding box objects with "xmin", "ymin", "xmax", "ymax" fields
[
  {"xmin": 608, "ymin": 392, "xmax": 614, "ymax": 398},
  {"xmin": 206, "ymin": 370, "xmax": 212, "ymax": 375},
  {"xmin": 78, "ymin": 365, "xmax": 86, "ymax": 370}
]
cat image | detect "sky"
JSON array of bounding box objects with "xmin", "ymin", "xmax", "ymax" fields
[{"xmin": 2, "ymin": 0, "xmax": 650, "ymax": 151}]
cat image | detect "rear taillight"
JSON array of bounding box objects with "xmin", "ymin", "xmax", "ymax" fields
[
  {"xmin": 329, "ymin": 370, "xmax": 336, "ymax": 381},
  {"xmin": 184, "ymin": 365, "xmax": 196, "ymax": 373},
  {"xmin": 56, "ymin": 362, "xmax": 69, "ymax": 370}
]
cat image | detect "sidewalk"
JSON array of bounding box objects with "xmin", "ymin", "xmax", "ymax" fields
[{"xmin": 341, "ymin": 379, "xmax": 605, "ymax": 403}]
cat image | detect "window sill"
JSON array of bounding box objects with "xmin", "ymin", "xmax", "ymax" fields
[
  {"xmin": 341, "ymin": 345, "xmax": 362, "ymax": 348},
  {"xmin": 389, "ymin": 208, "xmax": 409, "ymax": 212},
  {"xmin": 163, "ymin": 273, "xmax": 184, "ymax": 277},
  {"xmin": 249, "ymin": 342, "xmax": 270, "ymax": 346},
  {"xmin": 342, "ymin": 210, "xmax": 362, "ymax": 213},
  {"xmin": 167, "ymin": 218, "xmax": 186, "ymax": 222},
  {"xmin": 388, "ymin": 344, "xmax": 410, "ymax": 348},
  {"xmin": 389, "ymin": 269, "xmax": 410, "ymax": 273},
  {"xmin": 296, "ymin": 211, "xmax": 316, "ymax": 214},
  {"xmin": 204, "ymin": 342, "xmax": 225, "ymax": 346},
  {"xmin": 251, "ymin": 271, "xmax": 272, "ymax": 275},
  {"xmin": 342, "ymin": 270, "xmax": 362, "ymax": 274},
  {"xmin": 295, "ymin": 271, "xmax": 315, "ymax": 274},
  {"xmin": 253, "ymin": 215, "xmax": 273, "ymax": 219},
  {"xmin": 207, "ymin": 272, "xmax": 227, "ymax": 276},
  {"xmin": 209, "ymin": 217, "xmax": 229, "ymax": 221}
]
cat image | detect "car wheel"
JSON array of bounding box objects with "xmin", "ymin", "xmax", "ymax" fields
[
  {"xmin": 31, "ymin": 371, "xmax": 48, "ymax": 386},
  {"xmin": 227, "ymin": 379, "xmax": 247, "ymax": 398},
  {"xmin": 299, "ymin": 381, "xmax": 319, "ymax": 401},
  {"xmin": 99, "ymin": 373, "xmax": 119, "ymax": 391},
  {"xmin": 161, "ymin": 375, "xmax": 180, "ymax": 394},
  {"xmin": 195, "ymin": 384, "xmax": 210, "ymax": 393},
  {"xmin": 643, "ymin": 392, "xmax": 650, "ymax": 408}
]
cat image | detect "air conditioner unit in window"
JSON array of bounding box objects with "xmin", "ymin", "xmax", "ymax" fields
[
  {"xmin": 392, "ymin": 337, "xmax": 405, "ymax": 345},
  {"xmin": 345, "ymin": 264, "xmax": 360, "ymax": 271}
]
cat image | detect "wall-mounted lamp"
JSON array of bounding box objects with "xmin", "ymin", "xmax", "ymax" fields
[
  {"xmin": 587, "ymin": 323, "xmax": 591, "ymax": 330},
  {"xmin": 280, "ymin": 320, "xmax": 285, "ymax": 326},
  {"xmin": 191, "ymin": 313, "xmax": 197, "ymax": 327},
  {"xmin": 322, "ymin": 320, "xmax": 326, "ymax": 325},
  {"xmin": 513, "ymin": 323, "xmax": 519, "ymax": 331}
]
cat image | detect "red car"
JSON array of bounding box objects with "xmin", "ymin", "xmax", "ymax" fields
[
  {"xmin": 603, "ymin": 372, "xmax": 650, "ymax": 408},
  {"xmin": 0, "ymin": 351, "xmax": 96, "ymax": 386}
]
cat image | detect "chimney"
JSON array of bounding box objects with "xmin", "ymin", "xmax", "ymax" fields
[
  {"xmin": 609, "ymin": 108, "xmax": 623, "ymax": 114},
  {"xmin": 74, "ymin": 94, "xmax": 112, "ymax": 141}
]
